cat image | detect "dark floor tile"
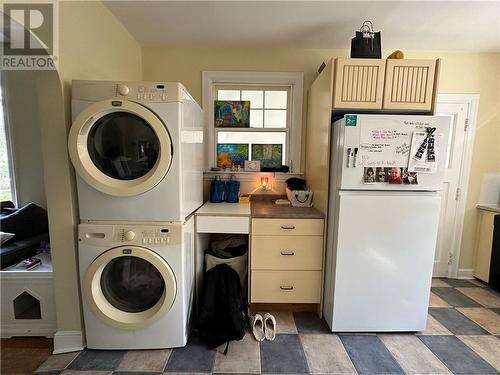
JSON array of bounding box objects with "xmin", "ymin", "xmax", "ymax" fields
[
  {"xmin": 428, "ymin": 308, "xmax": 489, "ymax": 335},
  {"xmin": 340, "ymin": 335, "xmax": 404, "ymax": 375},
  {"xmin": 442, "ymin": 279, "xmax": 479, "ymax": 288},
  {"xmin": 67, "ymin": 349, "xmax": 125, "ymax": 371},
  {"xmin": 293, "ymin": 312, "xmax": 330, "ymax": 333},
  {"xmin": 419, "ymin": 335, "xmax": 497, "ymax": 374},
  {"xmin": 492, "ymin": 308, "xmax": 500, "ymax": 315},
  {"xmin": 33, "ymin": 372, "xmax": 61, "ymax": 375},
  {"xmin": 261, "ymin": 334, "xmax": 308, "ymax": 373},
  {"xmin": 165, "ymin": 335, "xmax": 214, "ymax": 373},
  {"xmin": 431, "ymin": 287, "xmax": 482, "ymax": 307},
  {"xmin": 113, "ymin": 372, "xmax": 162, "ymax": 375}
]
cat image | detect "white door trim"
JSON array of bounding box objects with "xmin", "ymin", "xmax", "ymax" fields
[{"xmin": 436, "ymin": 93, "xmax": 479, "ymax": 278}]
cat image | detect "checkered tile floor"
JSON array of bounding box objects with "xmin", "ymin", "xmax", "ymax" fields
[{"xmin": 35, "ymin": 278, "xmax": 500, "ymax": 375}]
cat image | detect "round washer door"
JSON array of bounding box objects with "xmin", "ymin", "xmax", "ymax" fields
[
  {"xmin": 68, "ymin": 99, "xmax": 172, "ymax": 196},
  {"xmin": 83, "ymin": 246, "xmax": 176, "ymax": 330}
]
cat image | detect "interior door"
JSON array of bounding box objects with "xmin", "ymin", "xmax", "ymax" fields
[{"xmin": 432, "ymin": 100, "xmax": 470, "ymax": 277}]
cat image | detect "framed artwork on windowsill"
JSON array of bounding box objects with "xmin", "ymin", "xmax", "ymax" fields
[{"xmin": 214, "ymin": 101, "xmax": 250, "ymax": 128}]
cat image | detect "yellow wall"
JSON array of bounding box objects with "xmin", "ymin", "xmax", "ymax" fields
[
  {"xmin": 143, "ymin": 47, "xmax": 500, "ymax": 270},
  {"xmin": 44, "ymin": 0, "xmax": 142, "ymax": 342}
]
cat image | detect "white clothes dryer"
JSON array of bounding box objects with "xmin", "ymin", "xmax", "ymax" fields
[
  {"xmin": 78, "ymin": 219, "xmax": 194, "ymax": 349},
  {"xmin": 69, "ymin": 80, "xmax": 204, "ymax": 223}
]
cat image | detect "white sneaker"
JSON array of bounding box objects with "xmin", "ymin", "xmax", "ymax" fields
[
  {"xmin": 264, "ymin": 313, "xmax": 276, "ymax": 341},
  {"xmin": 251, "ymin": 314, "xmax": 265, "ymax": 341}
]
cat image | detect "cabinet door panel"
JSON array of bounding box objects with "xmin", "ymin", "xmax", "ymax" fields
[
  {"xmin": 383, "ymin": 59, "xmax": 437, "ymax": 111},
  {"xmin": 333, "ymin": 58, "xmax": 385, "ymax": 109}
]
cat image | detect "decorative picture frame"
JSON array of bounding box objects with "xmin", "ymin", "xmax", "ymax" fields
[
  {"xmin": 244, "ymin": 160, "xmax": 261, "ymax": 172},
  {"xmin": 214, "ymin": 101, "xmax": 250, "ymax": 128}
]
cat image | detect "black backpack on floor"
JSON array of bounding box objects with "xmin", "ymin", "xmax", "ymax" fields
[{"xmin": 198, "ymin": 264, "xmax": 246, "ymax": 351}]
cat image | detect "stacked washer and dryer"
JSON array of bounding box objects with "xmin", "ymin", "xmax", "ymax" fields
[{"xmin": 68, "ymin": 81, "xmax": 204, "ymax": 349}]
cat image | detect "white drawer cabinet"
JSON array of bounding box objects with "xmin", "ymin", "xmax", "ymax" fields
[{"xmin": 250, "ymin": 218, "xmax": 324, "ymax": 304}]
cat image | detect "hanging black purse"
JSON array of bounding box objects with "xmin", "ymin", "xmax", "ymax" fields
[{"xmin": 350, "ymin": 21, "xmax": 381, "ymax": 59}]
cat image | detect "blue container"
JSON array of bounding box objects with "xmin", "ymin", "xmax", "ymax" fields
[
  {"xmin": 225, "ymin": 176, "xmax": 240, "ymax": 203},
  {"xmin": 210, "ymin": 176, "xmax": 225, "ymax": 203}
]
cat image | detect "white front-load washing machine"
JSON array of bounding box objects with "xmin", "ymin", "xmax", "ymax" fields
[
  {"xmin": 68, "ymin": 80, "xmax": 204, "ymax": 223},
  {"xmin": 78, "ymin": 218, "xmax": 194, "ymax": 349}
]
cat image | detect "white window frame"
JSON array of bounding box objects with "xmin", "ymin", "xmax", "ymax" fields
[
  {"xmin": 0, "ymin": 73, "xmax": 17, "ymax": 205},
  {"xmin": 202, "ymin": 71, "xmax": 304, "ymax": 173}
]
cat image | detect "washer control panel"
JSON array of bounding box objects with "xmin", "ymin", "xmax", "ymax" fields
[{"xmin": 115, "ymin": 225, "xmax": 181, "ymax": 246}]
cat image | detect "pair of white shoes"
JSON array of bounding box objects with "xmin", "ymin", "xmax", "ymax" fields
[{"xmin": 251, "ymin": 313, "xmax": 276, "ymax": 341}]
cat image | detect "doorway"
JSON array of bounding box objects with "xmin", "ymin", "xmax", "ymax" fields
[{"xmin": 433, "ymin": 94, "xmax": 479, "ymax": 278}]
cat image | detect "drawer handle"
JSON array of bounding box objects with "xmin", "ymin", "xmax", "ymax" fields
[
  {"xmin": 280, "ymin": 251, "xmax": 295, "ymax": 256},
  {"xmin": 280, "ymin": 285, "xmax": 294, "ymax": 290},
  {"xmin": 281, "ymin": 225, "xmax": 296, "ymax": 230}
]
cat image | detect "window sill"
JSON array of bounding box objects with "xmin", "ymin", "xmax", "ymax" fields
[{"xmin": 203, "ymin": 170, "xmax": 303, "ymax": 182}]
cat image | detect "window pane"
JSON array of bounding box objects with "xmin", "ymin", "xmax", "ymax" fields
[
  {"xmin": 265, "ymin": 90, "xmax": 287, "ymax": 109},
  {"xmin": 0, "ymin": 86, "xmax": 13, "ymax": 202},
  {"xmin": 217, "ymin": 90, "xmax": 240, "ymax": 100},
  {"xmin": 241, "ymin": 90, "xmax": 263, "ymax": 108},
  {"xmin": 250, "ymin": 109, "xmax": 263, "ymax": 128},
  {"xmin": 264, "ymin": 109, "xmax": 287, "ymax": 128},
  {"xmin": 217, "ymin": 131, "xmax": 286, "ymax": 165}
]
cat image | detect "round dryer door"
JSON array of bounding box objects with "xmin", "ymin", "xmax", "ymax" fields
[
  {"xmin": 83, "ymin": 246, "xmax": 176, "ymax": 330},
  {"xmin": 68, "ymin": 99, "xmax": 173, "ymax": 196}
]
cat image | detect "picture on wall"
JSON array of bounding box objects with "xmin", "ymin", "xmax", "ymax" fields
[
  {"xmin": 217, "ymin": 143, "xmax": 249, "ymax": 169},
  {"xmin": 214, "ymin": 101, "xmax": 250, "ymax": 128},
  {"xmin": 251, "ymin": 144, "xmax": 283, "ymax": 168}
]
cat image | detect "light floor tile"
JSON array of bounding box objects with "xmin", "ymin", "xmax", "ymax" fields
[
  {"xmin": 429, "ymin": 292, "xmax": 451, "ymax": 308},
  {"xmin": 273, "ymin": 312, "xmax": 298, "ymax": 334},
  {"xmin": 300, "ymin": 334, "xmax": 356, "ymax": 374},
  {"xmin": 432, "ymin": 279, "xmax": 451, "ymax": 288},
  {"xmin": 213, "ymin": 333, "xmax": 260, "ymax": 373},
  {"xmin": 117, "ymin": 349, "xmax": 171, "ymax": 372},
  {"xmin": 35, "ymin": 352, "xmax": 79, "ymax": 372},
  {"xmin": 457, "ymin": 308, "xmax": 500, "ymax": 335},
  {"xmin": 419, "ymin": 314, "xmax": 452, "ymax": 335},
  {"xmin": 380, "ymin": 334, "xmax": 451, "ymax": 374},
  {"xmin": 457, "ymin": 288, "xmax": 500, "ymax": 308},
  {"xmin": 458, "ymin": 335, "xmax": 500, "ymax": 371}
]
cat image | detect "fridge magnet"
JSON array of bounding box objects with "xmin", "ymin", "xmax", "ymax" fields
[
  {"xmin": 214, "ymin": 101, "xmax": 250, "ymax": 128},
  {"xmin": 217, "ymin": 143, "xmax": 249, "ymax": 169},
  {"xmin": 387, "ymin": 167, "xmax": 403, "ymax": 184},
  {"xmin": 402, "ymin": 168, "xmax": 418, "ymax": 185},
  {"xmin": 244, "ymin": 160, "xmax": 261, "ymax": 172},
  {"xmin": 376, "ymin": 167, "xmax": 386, "ymax": 182},
  {"xmin": 251, "ymin": 144, "xmax": 282, "ymax": 168},
  {"xmin": 363, "ymin": 167, "xmax": 376, "ymax": 183},
  {"xmin": 408, "ymin": 128, "xmax": 443, "ymax": 174}
]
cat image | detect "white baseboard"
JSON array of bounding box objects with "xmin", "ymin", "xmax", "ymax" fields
[
  {"xmin": 457, "ymin": 268, "xmax": 474, "ymax": 279},
  {"xmin": 53, "ymin": 330, "xmax": 85, "ymax": 354}
]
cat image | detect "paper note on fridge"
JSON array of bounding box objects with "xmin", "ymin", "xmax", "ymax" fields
[
  {"xmin": 358, "ymin": 122, "xmax": 412, "ymax": 167},
  {"xmin": 408, "ymin": 131, "xmax": 443, "ymax": 174}
]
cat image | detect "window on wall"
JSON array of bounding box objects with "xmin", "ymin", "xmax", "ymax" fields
[
  {"xmin": 216, "ymin": 87, "xmax": 289, "ymax": 167},
  {"xmin": 0, "ymin": 81, "xmax": 16, "ymax": 203},
  {"xmin": 203, "ymin": 71, "xmax": 304, "ymax": 173}
]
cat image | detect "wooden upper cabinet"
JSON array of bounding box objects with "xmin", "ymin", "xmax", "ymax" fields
[
  {"xmin": 383, "ymin": 59, "xmax": 438, "ymax": 111},
  {"xmin": 333, "ymin": 58, "xmax": 386, "ymax": 109}
]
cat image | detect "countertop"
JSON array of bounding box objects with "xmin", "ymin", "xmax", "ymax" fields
[
  {"xmin": 195, "ymin": 202, "xmax": 250, "ymax": 216},
  {"xmin": 477, "ymin": 204, "xmax": 500, "ymax": 214},
  {"xmin": 251, "ymin": 198, "xmax": 325, "ymax": 219}
]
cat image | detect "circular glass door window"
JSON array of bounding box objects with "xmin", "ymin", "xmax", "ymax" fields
[
  {"xmin": 87, "ymin": 112, "xmax": 160, "ymax": 180},
  {"xmin": 100, "ymin": 256, "xmax": 165, "ymax": 313}
]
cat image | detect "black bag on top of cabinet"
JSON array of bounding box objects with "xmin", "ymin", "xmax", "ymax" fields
[
  {"xmin": 350, "ymin": 21, "xmax": 381, "ymax": 59},
  {"xmin": 198, "ymin": 264, "xmax": 246, "ymax": 351}
]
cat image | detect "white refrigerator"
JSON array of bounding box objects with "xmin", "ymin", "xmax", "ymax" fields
[{"xmin": 323, "ymin": 114, "xmax": 450, "ymax": 332}]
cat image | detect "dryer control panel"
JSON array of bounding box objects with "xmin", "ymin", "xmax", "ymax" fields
[{"xmin": 78, "ymin": 223, "xmax": 182, "ymax": 247}]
